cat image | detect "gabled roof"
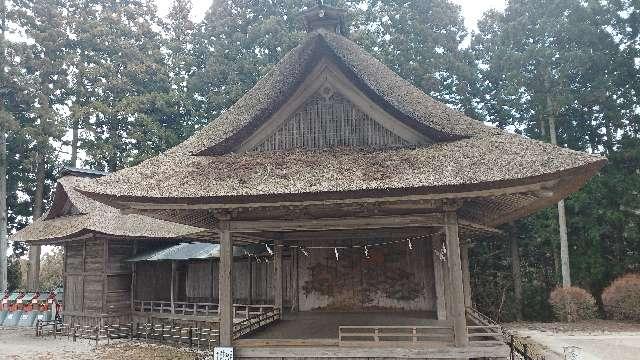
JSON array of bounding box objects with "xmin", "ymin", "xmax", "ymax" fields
[
  {"xmin": 75, "ymin": 28, "xmax": 605, "ymax": 227},
  {"xmin": 169, "ymin": 30, "xmax": 498, "ymax": 157},
  {"xmin": 9, "ymin": 175, "xmax": 205, "ymax": 244}
]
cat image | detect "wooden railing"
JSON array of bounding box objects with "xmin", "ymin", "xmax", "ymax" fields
[
  {"xmin": 466, "ymin": 307, "xmax": 505, "ymax": 345},
  {"xmin": 338, "ymin": 325, "xmax": 454, "ymax": 346},
  {"xmin": 45, "ymin": 321, "xmax": 219, "ymax": 350},
  {"xmin": 133, "ymin": 300, "xmax": 276, "ymax": 319},
  {"xmin": 467, "ymin": 307, "xmax": 546, "ymax": 359},
  {"xmin": 233, "ymin": 308, "xmax": 281, "ymax": 339}
]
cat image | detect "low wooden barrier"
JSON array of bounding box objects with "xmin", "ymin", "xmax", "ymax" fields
[
  {"xmin": 338, "ymin": 325, "xmax": 454, "ymax": 346},
  {"xmin": 133, "ymin": 300, "xmax": 276, "ymax": 320},
  {"xmin": 233, "ymin": 308, "xmax": 281, "ymax": 339},
  {"xmin": 37, "ymin": 321, "xmax": 220, "ymax": 350},
  {"xmin": 466, "ymin": 307, "xmax": 547, "ymax": 359}
]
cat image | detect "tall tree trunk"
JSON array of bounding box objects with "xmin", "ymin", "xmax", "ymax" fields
[
  {"xmin": 70, "ymin": 118, "xmax": 79, "ymax": 167},
  {"xmin": 0, "ymin": 129, "xmax": 6, "ymax": 292},
  {"xmin": 27, "ymin": 151, "xmax": 46, "ymax": 290},
  {"xmin": 548, "ymin": 102, "xmax": 571, "ymax": 288},
  {"xmin": 0, "ymin": 0, "xmax": 8, "ymax": 292},
  {"xmin": 509, "ymin": 224, "xmax": 523, "ymax": 321}
]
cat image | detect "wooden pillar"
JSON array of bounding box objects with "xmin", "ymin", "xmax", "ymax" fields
[
  {"xmin": 291, "ymin": 245, "xmax": 299, "ymax": 312},
  {"xmin": 431, "ymin": 234, "xmax": 447, "ymax": 320},
  {"xmin": 130, "ymin": 240, "xmax": 138, "ymax": 312},
  {"xmin": 170, "ymin": 260, "xmax": 176, "ymax": 314},
  {"xmin": 460, "ymin": 241, "xmax": 472, "ymax": 308},
  {"xmin": 510, "ymin": 226, "xmax": 523, "ymax": 321},
  {"xmin": 444, "ymin": 211, "xmax": 469, "ymax": 347},
  {"xmin": 274, "ymin": 239, "xmax": 284, "ymax": 313},
  {"xmin": 218, "ymin": 221, "xmax": 234, "ymax": 346},
  {"xmin": 248, "ymin": 257, "xmax": 253, "ymax": 305}
]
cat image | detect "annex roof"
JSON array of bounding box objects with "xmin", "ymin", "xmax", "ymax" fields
[{"xmin": 9, "ymin": 175, "xmax": 206, "ymax": 245}]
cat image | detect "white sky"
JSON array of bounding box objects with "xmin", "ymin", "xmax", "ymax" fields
[{"xmin": 155, "ymin": 0, "xmax": 506, "ymax": 32}]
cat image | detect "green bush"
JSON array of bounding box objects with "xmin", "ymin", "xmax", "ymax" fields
[
  {"xmin": 549, "ymin": 286, "xmax": 598, "ymax": 322},
  {"xmin": 602, "ymin": 273, "xmax": 640, "ymax": 321}
]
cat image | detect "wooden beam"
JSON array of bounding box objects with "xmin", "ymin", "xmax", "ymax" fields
[
  {"xmin": 444, "ymin": 211, "xmax": 469, "ymax": 347},
  {"xmin": 218, "ymin": 220, "xmax": 234, "ymax": 346},
  {"xmin": 279, "ymin": 227, "xmax": 440, "ymax": 242},
  {"xmin": 228, "ymin": 213, "xmax": 445, "ymax": 232},
  {"xmin": 234, "ymin": 345, "xmax": 510, "ymax": 358},
  {"xmin": 274, "ymin": 239, "xmax": 284, "ymax": 313},
  {"xmin": 431, "ymin": 235, "xmax": 447, "ymax": 321}
]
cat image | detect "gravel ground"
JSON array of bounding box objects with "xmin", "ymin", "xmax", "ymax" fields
[
  {"xmin": 0, "ymin": 327, "xmax": 204, "ymax": 360},
  {"xmin": 506, "ymin": 321, "xmax": 640, "ymax": 360}
]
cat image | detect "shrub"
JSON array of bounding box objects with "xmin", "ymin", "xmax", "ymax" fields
[
  {"xmin": 602, "ymin": 273, "xmax": 640, "ymax": 321},
  {"xmin": 549, "ymin": 286, "xmax": 598, "ymax": 322}
]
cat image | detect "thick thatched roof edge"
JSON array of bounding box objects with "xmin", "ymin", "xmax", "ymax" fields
[
  {"xmin": 9, "ymin": 176, "xmax": 206, "ymax": 245},
  {"xmin": 77, "ymin": 157, "xmax": 605, "ymax": 208}
]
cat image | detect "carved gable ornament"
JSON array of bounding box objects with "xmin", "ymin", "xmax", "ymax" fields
[{"xmin": 238, "ymin": 59, "xmax": 432, "ymax": 152}]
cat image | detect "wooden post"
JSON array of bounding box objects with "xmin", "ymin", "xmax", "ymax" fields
[
  {"xmin": 432, "ymin": 235, "xmax": 447, "ymax": 320},
  {"xmin": 274, "ymin": 239, "xmax": 284, "ymax": 314},
  {"xmin": 248, "ymin": 256, "xmax": 253, "ymax": 305},
  {"xmin": 131, "ymin": 240, "xmax": 138, "ymax": 312},
  {"xmin": 510, "ymin": 226, "xmax": 523, "ymax": 321},
  {"xmin": 461, "ymin": 241, "xmax": 472, "ymax": 308},
  {"xmin": 444, "ymin": 211, "xmax": 469, "ymax": 347},
  {"xmin": 170, "ymin": 261, "xmax": 176, "ymax": 315},
  {"xmin": 291, "ymin": 245, "xmax": 299, "ymax": 312},
  {"xmin": 218, "ymin": 219, "xmax": 234, "ymax": 347}
]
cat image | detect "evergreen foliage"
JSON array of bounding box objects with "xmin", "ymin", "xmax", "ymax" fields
[{"xmin": 0, "ymin": 0, "xmax": 638, "ymax": 322}]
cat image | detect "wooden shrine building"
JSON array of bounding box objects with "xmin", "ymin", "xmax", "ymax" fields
[
  {"xmin": 11, "ymin": 168, "xmax": 278, "ymax": 327},
  {"xmin": 20, "ymin": 4, "xmax": 605, "ymax": 359}
]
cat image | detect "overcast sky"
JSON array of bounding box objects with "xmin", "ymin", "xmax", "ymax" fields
[{"xmin": 155, "ymin": 0, "xmax": 506, "ymax": 32}]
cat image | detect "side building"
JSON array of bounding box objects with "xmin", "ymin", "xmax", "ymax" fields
[{"xmin": 9, "ymin": 167, "xmax": 207, "ymax": 326}]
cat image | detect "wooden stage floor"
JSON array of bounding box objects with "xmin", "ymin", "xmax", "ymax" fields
[{"xmin": 249, "ymin": 311, "xmax": 441, "ymax": 340}]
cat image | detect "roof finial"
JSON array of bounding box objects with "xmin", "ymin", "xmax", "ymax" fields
[{"xmin": 303, "ymin": 3, "xmax": 345, "ymax": 35}]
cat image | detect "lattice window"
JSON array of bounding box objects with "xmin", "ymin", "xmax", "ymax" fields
[{"xmin": 252, "ymin": 88, "xmax": 410, "ymax": 151}]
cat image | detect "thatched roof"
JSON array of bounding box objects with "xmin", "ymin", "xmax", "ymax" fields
[
  {"xmin": 9, "ymin": 175, "xmax": 205, "ymax": 244},
  {"xmin": 168, "ymin": 30, "xmax": 497, "ymax": 157},
  {"xmin": 78, "ymin": 134, "xmax": 602, "ymax": 203},
  {"xmin": 75, "ymin": 29, "xmax": 605, "ymax": 225}
]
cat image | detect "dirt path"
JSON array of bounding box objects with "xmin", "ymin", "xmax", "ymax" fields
[
  {"xmin": 0, "ymin": 327, "xmax": 202, "ymax": 360},
  {"xmin": 506, "ymin": 321, "xmax": 640, "ymax": 360}
]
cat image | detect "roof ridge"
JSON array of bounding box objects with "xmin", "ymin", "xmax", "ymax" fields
[{"xmin": 166, "ymin": 29, "xmax": 503, "ymax": 157}]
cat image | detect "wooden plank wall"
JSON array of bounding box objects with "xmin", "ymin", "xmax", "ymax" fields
[
  {"xmin": 62, "ymin": 237, "xmax": 134, "ymax": 325},
  {"xmin": 134, "ymin": 261, "xmax": 172, "ymax": 301},
  {"xmin": 296, "ymin": 239, "xmax": 436, "ymax": 312},
  {"xmin": 183, "ymin": 258, "xmax": 294, "ymax": 305}
]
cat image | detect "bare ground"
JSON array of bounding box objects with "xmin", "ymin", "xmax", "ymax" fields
[
  {"xmin": 0, "ymin": 327, "xmax": 205, "ymax": 360},
  {"xmin": 505, "ymin": 321, "xmax": 640, "ymax": 360}
]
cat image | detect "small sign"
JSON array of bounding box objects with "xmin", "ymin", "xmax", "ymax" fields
[
  {"xmin": 214, "ymin": 347, "xmax": 233, "ymax": 360},
  {"xmin": 564, "ymin": 346, "xmax": 584, "ymax": 360},
  {"xmin": 32, "ymin": 299, "xmax": 38, "ymax": 304}
]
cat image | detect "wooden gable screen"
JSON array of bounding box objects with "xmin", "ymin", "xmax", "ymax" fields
[
  {"xmin": 253, "ymin": 90, "xmax": 410, "ymax": 151},
  {"xmin": 240, "ymin": 59, "xmax": 430, "ymax": 152}
]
